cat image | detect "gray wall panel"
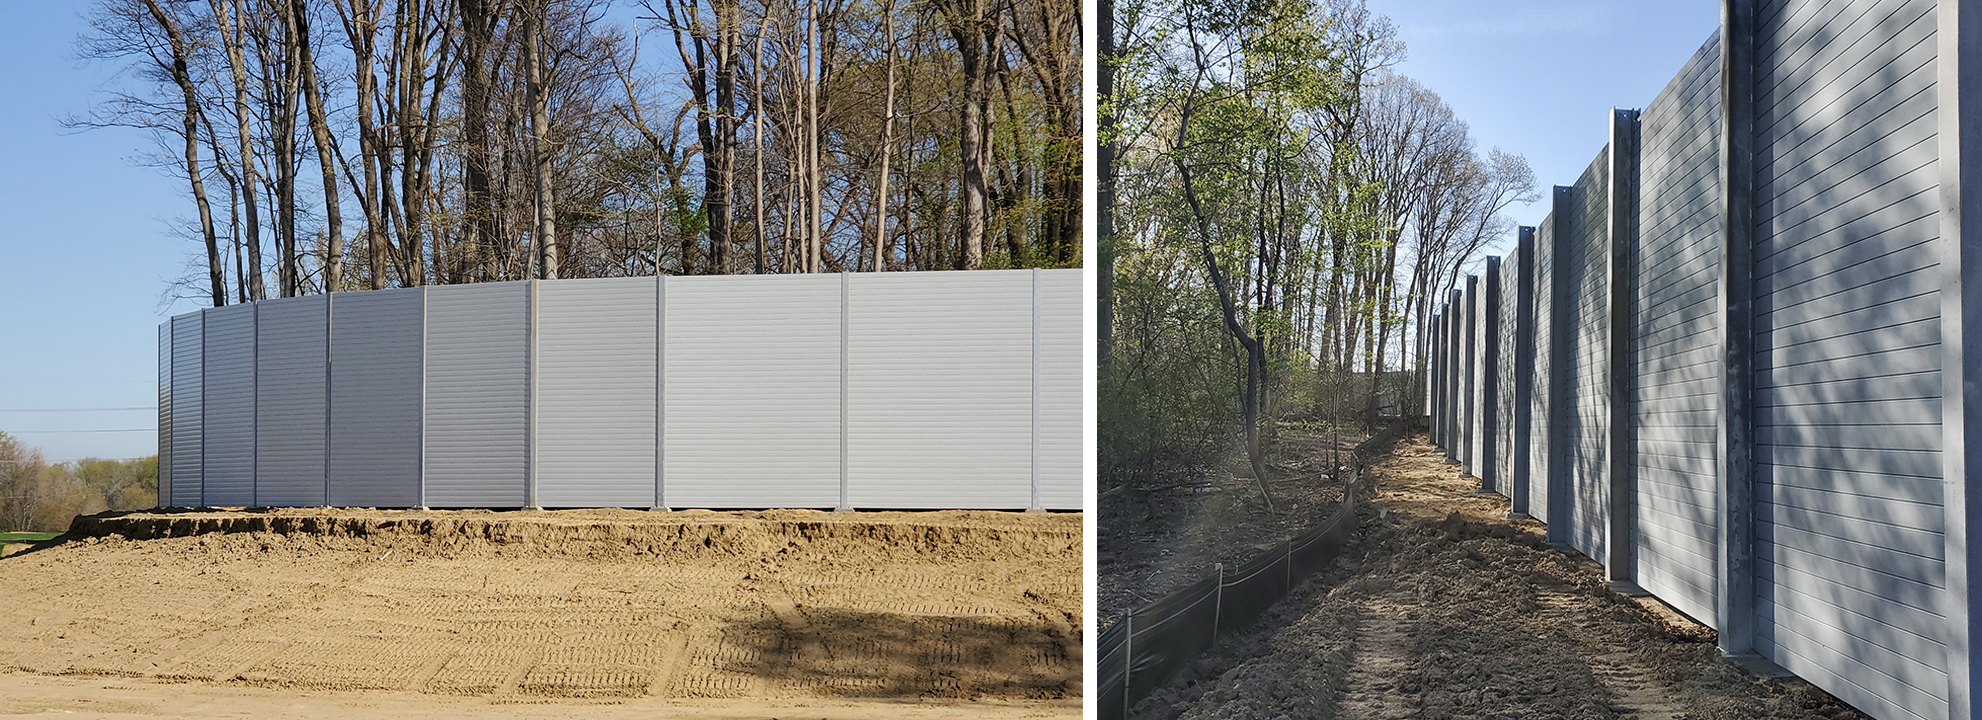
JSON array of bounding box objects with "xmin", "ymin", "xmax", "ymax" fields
[
  {"xmin": 423, "ymin": 282, "xmax": 529, "ymax": 507},
  {"xmin": 169, "ymin": 313, "xmax": 202, "ymax": 506},
  {"xmin": 1037, "ymin": 269, "xmax": 1083, "ymax": 509},
  {"xmin": 1497, "ymin": 256, "xmax": 1517, "ymax": 496},
  {"xmin": 201, "ymin": 303, "xmax": 256, "ymax": 506},
  {"xmin": 1563, "ymin": 148, "xmax": 1611, "ymax": 564},
  {"xmin": 663, "ymin": 274, "xmax": 839, "ymax": 509},
  {"xmin": 1752, "ymin": 0, "xmax": 1949, "ymax": 717},
  {"xmin": 157, "ymin": 323, "xmax": 171, "ymax": 508},
  {"xmin": 848, "ymin": 270, "xmax": 1033, "ymax": 509},
  {"xmin": 1530, "ymin": 218, "xmax": 1555, "ymax": 525},
  {"xmin": 255, "ymin": 295, "xmax": 328, "ymax": 506},
  {"xmin": 1632, "ymin": 31, "xmax": 1723, "ymax": 628},
  {"xmin": 328, "ymin": 287, "xmax": 424, "ymax": 507},
  {"xmin": 536, "ymin": 276, "xmax": 659, "ymax": 508}
]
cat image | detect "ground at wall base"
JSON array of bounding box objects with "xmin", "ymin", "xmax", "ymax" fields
[
  {"xmin": 0, "ymin": 508, "xmax": 1079, "ymax": 714},
  {"xmin": 1135, "ymin": 433, "xmax": 1870, "ymax": 720}
]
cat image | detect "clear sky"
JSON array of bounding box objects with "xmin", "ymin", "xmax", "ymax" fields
[
  {"xmin": 0, "ymin": 0, "xmax": 1720, "ymax": 461},
  {"xmin": 0, "ymin": 1, "xmax": 195, "ymax": 462},
  {"xmin": 1364, "ymin": 0, "xmax": 1722, "ymax": 264}
]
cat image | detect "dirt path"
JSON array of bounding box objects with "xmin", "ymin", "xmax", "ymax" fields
[
  {"xmin": 0, "ymin": 509, "xmax": 1079, "ymax": 708},
  {"xmin": 1136, "ymin": 433, "xmax": 1870, "ymax": 720}
]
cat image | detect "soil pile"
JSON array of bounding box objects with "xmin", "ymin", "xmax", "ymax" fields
[{"xmin": 0, "ymin": 508, "xmax": 1079, "ymax": 705}]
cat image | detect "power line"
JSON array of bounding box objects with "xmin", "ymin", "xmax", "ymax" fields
[
  {"xmin": 0, "ymin": 407, "xmax": 156, "ymax": 413},
  {"xmin": 4, "ymin": 429, "xmax": 153, "ymax": 434}
]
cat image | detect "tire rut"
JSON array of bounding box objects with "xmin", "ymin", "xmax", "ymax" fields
[{"xmin": 1338, "ymin": 597, "xmax": 1418, "ymax": 720}]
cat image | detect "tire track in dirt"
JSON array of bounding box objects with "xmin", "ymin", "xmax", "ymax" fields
[
  {"xmin": 0, "ymin": 510, "xmax": 1079, "ymax": 703},
  {"xmin": 1338, "ymin": 598, "xmax": 1418, "ymax": 720},
  {"xmin": 1533, "ymin": 590, "xmax": 1685, "ymax": 720}
]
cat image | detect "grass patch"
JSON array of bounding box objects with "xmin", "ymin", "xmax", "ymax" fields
[{"xmin": 0, "ymin": 532, "xmax": 59, "ymax": 544}]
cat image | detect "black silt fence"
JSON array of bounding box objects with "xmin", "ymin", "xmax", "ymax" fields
[{"xmin": 1098, "ymin": 416, "xmax": 1415, "ymax": 718}]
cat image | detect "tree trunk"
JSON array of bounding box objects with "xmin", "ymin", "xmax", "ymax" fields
[
  {"xmin": 871, "ymin": 0, "xmax": 897, "ymax": 272},
  {"xmin": 145, "ymin": 0, "xmax": 226, "ymax": 306},
  {"xmin": 212, "ymin": 0, "xmax": 263, "ymax": 301},
  {"xmin": 296, "ymin": 0, "xmax": 345, "ymax": 292},
  {"xmin": 941, "ymin": 0, "xmax": 996, "ymax": 270},
  {"xmin": 460, "ymin": 0, "xmax": 497, "ymax": 282},
  {"xmin": 524, "ymin": 0, "xmax": 558, "ymax": 278}
]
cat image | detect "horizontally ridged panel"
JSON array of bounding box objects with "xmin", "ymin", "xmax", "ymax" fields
[
  {"xmin": 157, "ymin": 323, "xmax": 171, "ymax": 508},
  {"xmin": 169, "ymin": 313, "xmax": 202, "ymax": 506},
  {"xmin": 1631, "ymin": 31, "xmax": 1723, "ymax": 629},
  {"xmin": 423, "ymin": 282, "xmax": 528, "ymax": 507},
  {"xmin": 848, "ymin": 270, "xmax": 1033, "ymax": 509},
  {"xmin": 328, "ymin": 288, "xmax": 424, "ymax": 508},
  {"xmin": 1530, "ymin": 219, "xmax": 1554, "ymax": 525},
  {"xmin": 201, "ymin": 303, "xmax": 256, "ymax": 507},
  {"xmin": 1469, "ymin": 282, "xmax": 1485, "ymax": 478},
  {"xmin": 537, "ymin": 276, "xmax": 658, "ymax": 508},
  {"xmin": 1497, "ymin": 256, "xmax": 1516, "ymax": 496},
  {"xmin": 663, "ymin": 274, "xmax": 837, "ymax": 509},
  {"xmin": 1752, "ymin": 1, "xmax": 1947, "ymax": 717},
  {"xmin": 1562, "ymin": 149, "xmax": 1611, "ymax": 563},
  {"xmin": 1036, "ymin": 269, "xmax": 1082, "ymax": 509},
  {"xmin": 255, "ymin": 295, "xmax": 328, "ymax": 507}
]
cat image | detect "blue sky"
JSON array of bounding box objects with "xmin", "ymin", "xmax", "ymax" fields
[
  {"xmin": 1365, "ymin": 0, "xmax": 1721, "ymax": 263},
  {"xmin": 0, "ymin": 1, "xmax": 192, "ymax": 462},
  {"xmin": 0, "ymin": 0, "xmax": 1719, "ymax": 461}
]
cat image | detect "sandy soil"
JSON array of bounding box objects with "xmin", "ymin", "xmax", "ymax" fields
[
  {"xmin": 0, "ymin": 508, "xmax": 1079, "ymax": 714},
  {"xmin": 0, "ymin": 674, "xmax": 1079, "ymax": 719},
  {"xmin": 1099, "ymin": 422, "xmax": 1364, "ymax": 628},
  {"xmin": 1136, "ymin": 433, "xmax": 1871, "ymax": 720}
]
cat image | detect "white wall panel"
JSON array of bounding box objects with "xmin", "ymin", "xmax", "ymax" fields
[
  {"xmin": 256, "ymin": 295, "xmax": 328, "ymax": 506},
  {"xmin": 423, "ymin": 282, "xmax": 529, "ymax": 507},
  {"xmin": 847, "ymin": 270, "xmax": 1033, "ymax": 509},
  {"xmin": 664, "ymin": 274, "xmax": 840, "ymax": 508},
  {"xmin": 201, "ymin": 303, "xmax": 256, "ymax": 506},
  {"xmin": 169, "ymin": 313, "xmax": 202, "ymax": 506},
  {"xmin": 328, "ymin": 287, "xmax": 424, "ymax": 507},
  {"xmin": 537, "ymin": 276, "xmax": 659, "ymax": 507},
  {"xmin": 1037, "ymin": 269, "xmax": 1082, "ymax": 510}
]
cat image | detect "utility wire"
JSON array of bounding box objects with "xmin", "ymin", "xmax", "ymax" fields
[
  {"xmin": 0, "ymin": 407, "xmax": 156, "ymax": 413},
  {"xmin": 4, "ymin": 429, "xmax": 153, "ymax": 433}
]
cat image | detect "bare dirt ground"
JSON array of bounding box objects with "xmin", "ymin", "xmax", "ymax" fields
[
  {"xmin": 1135, "ymin": 433, "xmax": 1871, "ymax": 720},
  {"xmin": 0, "ymin": 508, "xmax": 1080, "ymax": 718},
  {"xmin": 1099, "ymin": 421, "xmax": 1365, "ymax": 628}
]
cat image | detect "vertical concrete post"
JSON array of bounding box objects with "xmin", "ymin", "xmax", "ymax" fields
[
  {"xmin": 1481, "ymin": 257, "xmax": 1502, "ymax": 494},
  {"xmin": 1607, "ymin": 107, "xmax": 1642, "ymax": 590},
  {"xmin": 1510, "ymin": 226, "xmax": 1536, "ymax": 518},
  {"xmin": 1941, "ymin": 0, "xmax": 1982, "ymax": 715},
  {"xmin": 526, "ymin": 279, "xmax": 539, "ymax": 510},
  {"xmin": 1716, "ymin": 0, "xmax": 1758, "ymax": 660},
  {"xmin": 1462, "ymin": 276, "xmax": 1479, "ymax": 474},
  {"xmin": 1547, "ymin": 186, "xmax": 1575, "ymax": 550}
]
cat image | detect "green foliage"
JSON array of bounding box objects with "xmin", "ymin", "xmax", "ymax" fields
[
  {"xmin": 1100, "ymin": 240, "xmax": 1244, "ymax": 483},
  {"xmin": 0, "ymin": 432, "xmax": 156, "ymax": 533}
]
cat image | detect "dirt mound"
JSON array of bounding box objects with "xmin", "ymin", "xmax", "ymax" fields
[
  {"xmin": 69, "ymin": 508, "xmax": 1079, "ymax": 563},
  {"xmin": 1138, "ymin": 434, "xmax": 1868, "ymax": 720},
  {"xmin": 0, "ymin": 508, "xmax": 1080, "ymax": 705}
]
